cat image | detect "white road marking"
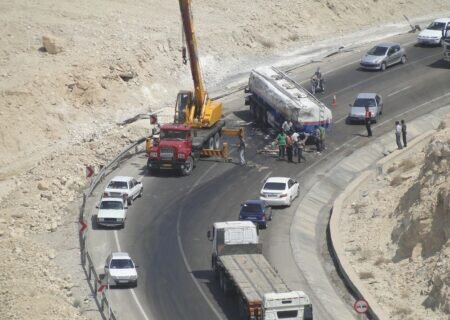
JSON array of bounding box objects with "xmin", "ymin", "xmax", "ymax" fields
[
  {"xmin": 387, "ymin": 85, "xmax": 412, "ymax": 97},
  {"xmin": 176, "ymin": 164, "xmax": 225, "ymax": 320},
  {"xmin": 262, "ymin": 171, "xmax": 272, "ymax": 183},
  {"xmin": 114, "ymin": 231, "xmax": 151, "ymax": 320}
]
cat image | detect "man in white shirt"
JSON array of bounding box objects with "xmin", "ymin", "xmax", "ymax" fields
[
  {"xmin": 291, "ymin": 131, "xmax": 299, "ymax": 156},
  {"xmin": 395, "ymin": 121, "xmax": 403, "ymax": 150}
]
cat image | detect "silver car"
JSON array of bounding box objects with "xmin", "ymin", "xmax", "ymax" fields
[
  {"xmin": 347, "ymin": 93, "xmax": 383, "ymax": 124},
  {"xmin": 360, "ymin": 43, "xmax": 406, "ymax": 71}
]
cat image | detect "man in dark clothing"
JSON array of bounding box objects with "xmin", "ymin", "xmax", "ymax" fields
[
  {"xmin": 401, "ymin": 119, "xmax": 407, "ymax": 147},
  {"xmin": 365, "ymin": 106, "xmax": 372, "ymax": 137},
  {"xmin": 286, "ymin": 132, "xmax": 293, "ymax": 163}
]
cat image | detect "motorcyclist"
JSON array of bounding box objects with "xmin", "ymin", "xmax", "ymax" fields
[{"xmin": 311, "ymin": 67, "xmax": 324, "ymax": 92}]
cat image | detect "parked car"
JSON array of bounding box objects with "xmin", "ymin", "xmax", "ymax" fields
[
  {"xmin": 259, "ymin": 177, "xmax": 299, "ymax": 207},
  {"xmin": 360, "ymin": 42, "xmax": 406, "ymax": 71},
  {"xmin": 347, "ymin": 93, "xmax": 383, "ymax": 124},
  {"xmin": 417, "ymin": 18, "xmax": 450, "ymax": 46},
  {"xmin": 96, "ymin": 197, "xmax": 127, "ymax": 228},
  {"xmin": 104, "ymin": 252, "xmax": 138, "ymax": 287},
  {"xmin": 103, "ymin": 176, "xmax": 143, "ymax": 205},
  {"xmin": 238, "ymin": 200, "xmax": 272, "ymax": 229}
]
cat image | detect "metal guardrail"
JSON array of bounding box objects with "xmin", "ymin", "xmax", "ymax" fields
[{"xmin": 78, "ymin": 137, "xmax": 146, "ymax": 320}]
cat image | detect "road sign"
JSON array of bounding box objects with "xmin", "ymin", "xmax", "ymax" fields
[
  {"xmin": 354, "ymin": 299, "xmax": 369, "ymax": 314},
  {"xmin": 79, "ymin": 219, "xmax": 87, "ymax": 234},
  {"xmin": 86, "ymin": 166, "xmax": 94, "ymax": 178}
]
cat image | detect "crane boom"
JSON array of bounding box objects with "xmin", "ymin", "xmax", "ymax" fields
[
  {"xmin": 179, "ymin": 0, "xmax": 206, "ymax": 111},
  {"xmin": 176, "ymin": 0, "xmax": 222, "ymax": 129}
]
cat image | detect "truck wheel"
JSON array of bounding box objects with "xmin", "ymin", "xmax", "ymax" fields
[
  {"xmin": 208, "ymin": 137, "xmax": 214, "ymax": 150},
  {"xmin": 213, "ymin": 133, "xmax": 221, "ymax": 150},
  {"xmin": 181, "ymin": 156, "xmax": 194, "ymax": 176}
]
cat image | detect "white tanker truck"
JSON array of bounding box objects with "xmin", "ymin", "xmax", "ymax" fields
[{"xmin": 245, "ymin": 67, "xmax": 332, "ymax": 134}]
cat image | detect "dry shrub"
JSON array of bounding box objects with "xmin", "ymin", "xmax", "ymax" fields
[
  {"xmin": 359, "ymin": 271, "xmax": 374, "ymax": 279},
  {"xmin": 390, "ymin": 175, "xmax": 403, "ymax": 186},
  {"xmin": 374, "ymin": 256, "xmax": 390, "ymax": 266},
  {"xmin": 352, "ymin": 203, "xmax": 366, "ymax": 214},
  {"xmin": 387, "ymin": 165, "xmax": 397, "ymax": 174},
  {"xmin": 393, "ymin": 306, "xmax": 413, "ymax": 316},
  {"xmin": 288, "ymin": 33, "xmax": 300, "ymax": 41},
  {"xmin": 399, "ymin": 159, "xmax": 415, "ymax": 171},
  {"xmin": 358, "ymin": 249, "xmax": 372, "ymax": 262}
]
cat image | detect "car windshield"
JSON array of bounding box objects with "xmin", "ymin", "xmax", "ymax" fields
[
  {"xmin": 367, "ymin": 46, "xmax": 388, "ymax": 56},
  {"xmin": 353, "ymin": 98, "xmax": 376, "ymax": 107},
  {"xmin": 241, "ymin": 203, "xmax": 262, "ymax": 213},
  {"xmin": 100, "ymin": 201, "xmax": 123, "ymax": 210},
  {"xmin": 264, "ymin": 182, "xmax": 286, "ymax": 190},
  {"xmin": 108, "ymin": 181, "xmax": 128, "ymax": 189},
  {"xmin": 427, "ymin": 22, "xmax": 445, "ymax": 30},
  {"xmin": 110, "ymin": 258, "xmax": 134, "ymax": 269},
  {"xmin": 160, "ymin": 130, "xmax": 188, "ymax": 140}
]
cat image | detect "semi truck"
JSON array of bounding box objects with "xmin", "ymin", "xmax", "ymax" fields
[
  {"xmin": 207, "ymin": 221, "xmax": 313, "ymax": 320},
  {"xmin": 245, "ymin": 67, "xmax": 332, "ymax": 134},
  {"xmin": 146, "ymin": 0, "xmax": 241, "ymax": 175}
]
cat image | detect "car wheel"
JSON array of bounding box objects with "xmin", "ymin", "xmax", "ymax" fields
[
  {"xmin": 440, "ymin": 38, "xmax": 443, "ymax": 47},
  {"xmin": 139, "ymin": 188, "xmax": 143, "ymax": 198},
  {"xmin": 213, "ymin": 133, "xmax": 221, "ymax": 150},
  {"xmin": 296, "ymin": 187, "xmax": 300, "ymax": 198},
  {"xmin": 181, "ymin": 156, "xmax": 194, "ymax": 176},
  {"xmin": 401, "ymin": 55, "xmax": 407, "ymax": 64},
  {"xmin": 380, "ymin": 63, "xmax": 386, "ymax": 71}
]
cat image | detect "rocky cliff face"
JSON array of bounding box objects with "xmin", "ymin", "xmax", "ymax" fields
[{"xmin": 391, "ymin": 130, "xmax": 450, "ymax": 314}]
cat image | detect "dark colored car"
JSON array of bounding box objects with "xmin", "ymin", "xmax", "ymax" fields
[{"xmin": 238, "ymin": 200, "xmax": 272, "ymax": 229}]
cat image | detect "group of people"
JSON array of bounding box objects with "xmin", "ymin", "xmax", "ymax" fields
[
  {"xmin": 395, "ymin": 120, "xmax": 407, "ymax": 149},
  {"xmin": 275, "ymin": 120, "xmax": 325, "ymax": 163},
  {"xmin": 364, "ymin": 107, "xmax": 408, "ymax": 149}
]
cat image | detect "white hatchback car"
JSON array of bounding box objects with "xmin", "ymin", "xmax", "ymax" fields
[
  {"xmin": 259, "ymin": 177, "xmax": 300, "ymax": 207},
  {"xmin": 104, "ymin": 252, "xmax": 138, "ymax": 287},
  {"xmin": 103, "ymin": 176, "xmax": 143, "ymax": 205},
  {"xmin": 417, "ymin": 18, "xmax": 450, "ymax": 46}
]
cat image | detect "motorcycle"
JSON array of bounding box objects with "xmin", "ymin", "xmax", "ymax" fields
[{"xmin": 311, "ymin": 77, "xmax": 325, "ymax": 94}]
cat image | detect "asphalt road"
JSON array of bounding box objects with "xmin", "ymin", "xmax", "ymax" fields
[{"xmin": 88, "ymin": 32, "xmax": 450, "ymax": 320}]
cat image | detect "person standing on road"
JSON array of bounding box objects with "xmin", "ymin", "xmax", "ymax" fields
[
  {"xmin": 282, "ymin": 119, "xmax": 293, "ymax": 133},
  {"xmin": 276, "ymin": 131, "xmax": 286, "ymax": 159},
  {"xmin": 401, "ymin": 119, "xmax": 407, "ymax": 147},
  {"xmin": 286, "ymin": 132, "xmax": 293, "ymax": 163},
  {"xmin": 292, "ymin": 131, "xmax": 299, "ymax": 156},
  {"xmin": 318, "ymin": 124, "xmax": 326, "ymax": 151},
  {"xmin": 365, "ymin": 106, "xmax": 372, "ymax": 137},
  {"xmin": 395, "ymin": 121, "xmax": 403, "ymax": 150},
  {"xmin": 238, "ymin": 133, "xmax": 246, "ymax": 165},
  {"xmin": 297, "ymin": 133, "xmax": 307, "ymax": 163}
]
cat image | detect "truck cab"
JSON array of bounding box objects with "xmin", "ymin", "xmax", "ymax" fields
[
  {"xmin": 147, "ymin": 123, "xmax": 195, "ymax": 176},
  {"xmin": 207, "ymin": 221, "xmax": 259, "ymax": 268},
  {"xmin": 263, "ymin": 291, "xmax": 313, "ymax": 320}
]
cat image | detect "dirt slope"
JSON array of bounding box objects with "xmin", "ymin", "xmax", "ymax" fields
[{"xmin": 0, "ymin": 0, "xmax": 448, "ymax": 318}]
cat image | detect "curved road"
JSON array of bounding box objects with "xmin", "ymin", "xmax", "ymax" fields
[{"xmin": 88, "ymin": 32, "xmax": 450, "ymax": 320}]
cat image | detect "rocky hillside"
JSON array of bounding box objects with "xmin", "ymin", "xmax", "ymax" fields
[{"xmin": 341, "ymin": 124, "xmax": 450, "ymax": 319}]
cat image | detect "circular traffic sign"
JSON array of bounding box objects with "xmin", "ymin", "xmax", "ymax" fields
[{"xmin": 353, "ymin": 299, "xmax": 369, "ymax": 314}]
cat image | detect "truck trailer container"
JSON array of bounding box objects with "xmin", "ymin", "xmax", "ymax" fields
[
  {"xmin": 245, "ymin": 67, "xmax": 332, "ymax": 134},
  {"xmin": 209, "ymin": 221, "xmax": 313, "ymax": 320}
]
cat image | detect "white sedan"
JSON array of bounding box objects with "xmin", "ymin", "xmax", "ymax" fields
[
  {"xmin": 103, "ymin": 176, "xmax": 143, "ymax": 205},
  {"xmin": 104, "ymin": 252, "xmax": 138, "ymax": 287},
  {"xmin": 259, "ymin": 177, "xmax": 300, "ymax": 207}
]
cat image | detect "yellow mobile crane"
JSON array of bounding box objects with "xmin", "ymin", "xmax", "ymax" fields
[
  {"xmin": 146, "ymin": 0, "xmax": 242, "ymax": 175},
  {"xmin": 175, "ymin": 0, "xmax": 222, "ymax": 128}
]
